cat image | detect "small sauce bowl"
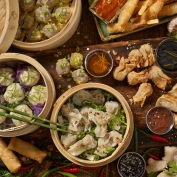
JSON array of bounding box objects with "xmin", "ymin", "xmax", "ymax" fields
[
  {"xmin": 84, "ymin": 49, "xmax": 113, "ymax": 78},
  {"xmin": 146, "ymin": 106, "xmax": 174, "ymax": 135},
  {"xmin": 117, "ymin": 152, "xmax": 146, "ymax": 177},
  {"xmin": 155, "ymin": 38, "xmax": 177, "ymax": 74}
]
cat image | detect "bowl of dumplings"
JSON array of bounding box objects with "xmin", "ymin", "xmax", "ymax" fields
[
  {"xmin": 0, "ymin": 53, "xmax": 56, "ymax": 137},
  {"xmin": 12, "ymin": 0, "xmax": 82, "ymax": 51},
  {"xmin": 50, "ymin": 83, "xmax": 134, "ymax": 167}
]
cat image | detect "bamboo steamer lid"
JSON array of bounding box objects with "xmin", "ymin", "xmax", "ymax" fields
[
  {"xmin": 12, "ymin": 0, "xmax": 82, "ymax": 51},
  {"xmin": 0, "ymin": 0, "xmax": 19, "ymax": 53},
  {"xmin": 0, "ymin": 53, "xmax": 56, "ymax": 137},
  {"xmin": 50, "ymin": 83, "xmax": 134, "ymax": 167}
]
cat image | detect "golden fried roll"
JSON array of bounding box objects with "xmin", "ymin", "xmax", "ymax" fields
[
  {"xmin": 7, "ymin": 137, "xmax": 47, "ymax": 164},
  {"xmin": 0, "ymin": 138, "xmax": 21, "ymax": 173}
]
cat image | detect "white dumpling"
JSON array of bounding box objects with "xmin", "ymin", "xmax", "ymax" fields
[
  {"xmin": 61, "ymin": 103, "xmax": 82, "ymax": 132},
  {"xmin": 4, "ymin": 83, "xmax": 25, "ymax": 104},
  {"xmin": 0, "ymin": 108, "xmax": 6, "ymax": 124},
  {"xmin": 105, "ymin": 101, "xmax": 121, "ymax": 115},
  {"xmin": 10, "ymin": 104, "xmax": 33, "ymax": 126},
  {"xmin": 19, "ymin": 66, "xmax": 40, "ymax": 87},
  {"xmin": 88, "ymin": 108, "xmax": 112, "ymax": 137},
  {"xmin": 90, "ymin": 90, "xmax": 105, "ymax": 105},
  {"xmin": 28, "ymin": 85, "xmax": 47, "ymax": 105},
  {"xmin": 61, "ymin": 133, "xmax": 77, "ymax": 150},
  {"xmin": 94, "ymin": 131, "xmax": 122, "ymax": 157},
  {"xmin": 0, "ymin": 67, "xmax": 15, "ymax": 86},
  {"xmin": 67, "ymin": 135, "xmax": 97, "ymax": 156}
]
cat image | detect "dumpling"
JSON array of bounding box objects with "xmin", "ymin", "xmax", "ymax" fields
[
  {"xmin": 35, "ymin": 6, "xmax": 51, "ymax": 23},
  {"xmin": 28, "ymin": 85, "xmax": 47, "ymax": 105},
  {"xmin": 0, "ymin": 67, "xmax": 15, "ymax": 86},
  {"xmin": 90, "ymin": 90, "xmax": 105, "ymax": 105},
  {"xmin": 127, "ymin": 69, "xmax": 150, "ymax": 85},
  {"xmin": 0, "ymin": 109, "xmax": 6, "ymax": 124},
  {"xmin": 56, "ymin": 58, "xmax": 70, "ymax": 75},
  {"xmin": 156, "ymin": 84, "xmax": 177, "ymax": 112},
  {"xmin": 61, "ymin": 103, "xmax": 82, "ymax": 132},
  {"xmin": 72, "ymin": 69, "xmax": 89, "ymax": 85},
  {"xmin": 19, "ymin": 66, "xmax": 40, "ymax": 87},
  {"xmin": 148, "ymin": 65, "xmax": 171, "ymax": 90},
  {"xmin": 4, "ymin": 83, "xmax": 25, "ymax": 104},
  {"xmin": 88, "ymin": 108, "xmax": 112, "ymax": 137},
  {"xmin": 94, "ymin": 131, "xmax": 122, "ymax": 157},
  {"xmin": 128, "ymin": 49, "xmax": 143, "ymax": 68},
  {"xmin": 133, "ymin": 83, "xmax": 153, "ymax": 107},
  {"xmin": 42, "ymin": 24, "xmax": 59, "ymax": 38},
  {"xmin": 113, "ymin": 57, "xmax": 135, "ymax": 81},
  {"xmin": 10, "ymin": 104, "xmax": 33, "ymax": 126},
  {"xmin": 38, "ymin": 0, "xmax": 59, "ymax": 9},
  {"xmin": 67, "ymin": 135, "xmax": 97, "ymax": 156},
  {"xmin": 61, "ymin": 133, "xmax": 77, "ymax": 150},
  {"xmin": 105, "ymin": 101, "xmax": 121, "ymax": 116},
  {"xmin": 70, "ymin": 53, "xmax": 83, "ymax": 69},
  {"xmin": 162, "ymin": 146, "xmax": 177, "ymax": 162}
]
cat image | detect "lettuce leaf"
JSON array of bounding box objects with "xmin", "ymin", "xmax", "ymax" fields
[{"xmin": 82, "ymin": 101, "xmax": 106, "ymax": 111}]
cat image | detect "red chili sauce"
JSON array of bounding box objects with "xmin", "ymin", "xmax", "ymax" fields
[
  {"xmin": 95, "ymin": 0, "xmax": 127, "ymax": 21},
  {"xmin": 147, "ymin": 107, "xmax": 173, "ymax": 134}
]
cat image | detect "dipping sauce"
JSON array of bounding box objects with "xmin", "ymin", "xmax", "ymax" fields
[
  {"xmin": 155, "ymin": 38, "xmax": 177, "ymax": 73},
  {"xmin": 117, "ymin": 152, "xmax": 146, "ymax": 177},
  {"xmin": 146, "ymin": 106, "xmax": 174, "ymax": 135},
  {"xmin": 94, "ymin": 0, "xmax": 127, "ymax": 21},
  {"xmin": 84, "ymin": 49, "xmax": 113, "ymax": 77}
]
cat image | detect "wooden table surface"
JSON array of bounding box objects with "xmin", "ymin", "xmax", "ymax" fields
[{"xmin": 5, "ymin": 1, "xmax": 177, "ymax": 177}]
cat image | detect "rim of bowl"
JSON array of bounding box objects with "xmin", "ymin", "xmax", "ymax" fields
[
  {"xmin": 50, "ymin": 83, "xmax": 134, "ymax": 166},
  {"xmin": 155, "ymin": 38, "xmax": 177, "ymax": 74},
  {"xmin": 117, "ymin": 152, "xmax": 146, "ymax": 177},
  {"xmin": 0, "ymin": 53, "xmax": 55, "ymax": 134},
  {"xmin": 84, "ymin": 49, "xmax": 114, "ymax": 78},
  {"xmin": 146, "ymin": 105, "xmax": 174, "ymax": 135}
]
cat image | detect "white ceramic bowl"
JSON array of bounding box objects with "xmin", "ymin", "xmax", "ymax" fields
[
  {"xmin": 0, "ymin": 53, "xmax": 56, "ymax": 137},
  {"xmin": 12, "ymin": 0, "xmax": 82, "ymax": 51},
  {"xmin": 50, "ymin": 83, "xmax": 134, "ymax": 167}
]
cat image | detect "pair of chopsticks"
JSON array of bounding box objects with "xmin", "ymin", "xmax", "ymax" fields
[{"xmin": 0, "ymin": 105, "xmax": 76, "ymax": 135}]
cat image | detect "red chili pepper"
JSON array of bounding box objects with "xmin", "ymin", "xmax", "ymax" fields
[
  {"xmin": 99, "ymin": 168, "xmax": 105, "ymax": 177},
  {"xmin": 139, "ymin": 129, "xmax": 171, "ymax": 144},
  {"xmin": 148, "ymin": 154, "xmax": 160, "ymax": 160},
  {"xmin": 60, "ymin": 167, "xmax": 79, "ymax": 173},
  {"xmin": 19, "ymin": 163, "xmax": 35, "ymax": 171}
]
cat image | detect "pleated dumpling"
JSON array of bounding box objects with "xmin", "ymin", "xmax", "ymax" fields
[
  {"xmin": 61, "ymin": 133, "xmax": 77, "ymax": 150},
  {"xmin": 67, "ymin": 135, "xmax": 97, "ymax": 156},
  {"xmin": 88, "ymin": 108, "xmax": 112, "ymax": 137},
  {"xmin": 105, "ymin": 101, "xmax": 121, "ymax": 116},
  {"xmin": 94, "ymin": 131, "xmax": 122, "ymax": 157},
  {"xmin": 0, "ymin": 67, "xmax": 15, "ymax": 86}
]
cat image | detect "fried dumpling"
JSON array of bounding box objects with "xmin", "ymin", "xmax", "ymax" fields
[
  {"xmin": 148, "ymin": 65, "xmax": 171, "ymax": 90},
  {"xmin": 156, "ymin": 84, "xmax": 177, "ymax": 112},
  {"xmin": 113, "ymin": 57, "xmax": 135, "ymax": 81},
  {"xmin": 133, "ymin": 83, "xmax": 153, "ymax": 107},
  {"xmin": 128, "ymin": 49, "xmax": 143, "ymax": 68},
  {"xmin": 67, "ymin": 135, "xmax": 97, "ymax": 156},
  {"xmin": 127, "ymin": 69, "xmax": 150, "ymax": 85}
]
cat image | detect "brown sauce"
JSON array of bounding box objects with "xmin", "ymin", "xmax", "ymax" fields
[{"xmin": 147, "ymin": 107, "xmax": 173, "ymax": 134}]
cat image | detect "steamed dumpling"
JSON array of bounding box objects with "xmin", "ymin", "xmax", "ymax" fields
[
  {"xmin": 56, "ymin": 58, "xmax": 70, "ymax": 75},
  {"xmin": 4, "ymin": 83, "xmax": 25, "ymax": 104},
  {"xmin": 67, "ymin": 135, "xmax": 97, "ymax": 156},
  {"xmin": 0, "ymin": 67, "xmax": 15, "ymax": 86},
  {"xmin": 19, "ymin": 66, "xmax": 40, "ymax": 87},
  {"xmin": 0, "ymin": 109, "xmax": 6, "ymax": 124},
  {"xmin": 61, "ymin": 133, "xmax": 77, "ymax": 150},
  {"xmin": 72, "ymin": 69, "xmax": 89, "ymax": 84},
  {"xmin": 10, "ymin": 104, "xmax": 33, "ymax": 126},
  {"xmin": 28, "ymin": 85, "xmax": 47, "ymax": 105}
]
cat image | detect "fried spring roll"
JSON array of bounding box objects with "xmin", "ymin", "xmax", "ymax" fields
[
  {"xmin": 0, "ymin": 138, "xmax": 21, "ymax": 173},
  {"xmin": 7, "ymin": 137, "xmax": 47, "ymax": 164}
]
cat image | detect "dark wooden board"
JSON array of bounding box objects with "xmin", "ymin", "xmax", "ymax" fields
[{"xmin": 6, "ymin": 37, "xmax": 177, "ymax": 177}]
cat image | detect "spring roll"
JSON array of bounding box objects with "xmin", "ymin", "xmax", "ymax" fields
[
  {"xmin": 0, "ymin": 138, "xmax": 21, "ymax": 173},
  {"xmin": 7, "ymin": 137, "xmax": 47, "ymax": 164}
]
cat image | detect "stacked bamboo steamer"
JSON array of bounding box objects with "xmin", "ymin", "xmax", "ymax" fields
[
  {"xmin": 12, "ymin": 0, "xmax": 82, "ymax": 51},
  {"xmin": 0, "ymin": 53, "xmax": 56, "ymax": 137},
  {"xmin": 50, "ymin": 83, "xmax": 134, "ymax": 167}
]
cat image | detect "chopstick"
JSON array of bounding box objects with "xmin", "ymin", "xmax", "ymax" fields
[{"xmin": 0, "ymin": 105, "xmax": 77, "ymax": 135}]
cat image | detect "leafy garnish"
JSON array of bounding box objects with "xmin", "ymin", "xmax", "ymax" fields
[
  {"xmin": 106, "ymin": 147, "xmax": 115, "ymax": 155},
  {"xmin": 101, "ymin": 90, "xmax": 116, "ymax": 101},
  {"xmin": 148, "ymin": 172, "xmax": 160, "ymax": 177},
  {"xmin": 82, "ymin": 101, "xmax": 106, "ymax": 111},
  {"xmin": 164, "ymin": 161, "xmax": 177, "ymax": 175}
]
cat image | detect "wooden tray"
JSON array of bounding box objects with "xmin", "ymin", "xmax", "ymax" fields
[{"xmin": 88, "ymin": 0, "xmax": 177, "ymax": 41}]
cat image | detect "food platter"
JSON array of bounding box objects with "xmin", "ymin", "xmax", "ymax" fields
[{"xmin": 88, "ymin": 0, "xmax": 177, "ymax": 41}]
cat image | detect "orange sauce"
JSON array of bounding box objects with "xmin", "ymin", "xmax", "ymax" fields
[
  {"xmin": 95, "ymin": 0, "xmax": 127, "ymax": 21},
  {"xmin": 86, "ymin": 52, "xmax": 111, "ymax": 76},
  {"xmin": 147, "ymin": 107, "xmax": 173, "ymax": 134}
]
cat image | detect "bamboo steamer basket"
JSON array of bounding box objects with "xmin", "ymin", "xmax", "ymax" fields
[
  {"xmin": 0, "ymin": 53, "xmax": 56, "ymax": 137},
  {"xmin": 0, "ymin": 0, "xmax": 19, "ymax": 53},
  {"xmin": 50, "ymin": 83, "xmax": 134, "ymax": 167},
  {"xmin": 12, "ymin": 0, "xmax": 82, "ymax": 51}
]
